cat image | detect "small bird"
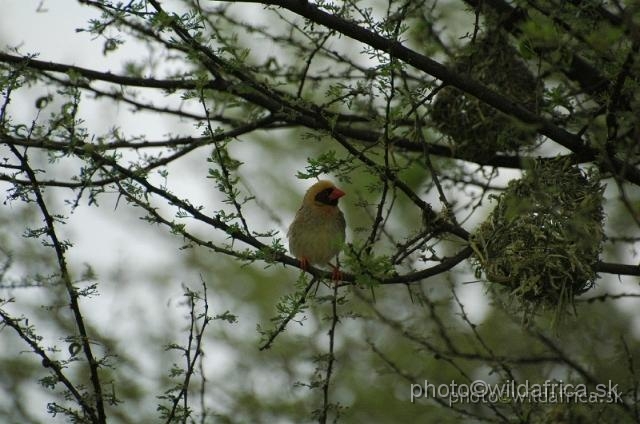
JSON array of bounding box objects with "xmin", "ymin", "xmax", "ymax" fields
[{"xmin": 288, "ymin": 180, "xmax": 346, "ymax": 280}]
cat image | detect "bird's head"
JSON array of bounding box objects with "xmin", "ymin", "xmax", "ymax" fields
[{"xmin": 303, "ymin": 180, "xmax": 346, "ymax": 207}]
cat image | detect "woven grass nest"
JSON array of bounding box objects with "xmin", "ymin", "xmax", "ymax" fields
[
  {"xmin": 431, "ymin": 32, "xmax": 541, "ymax": 161},
  {"xmin": 470, "ymin": 159, "xmax": 605, "ymax": 318}
]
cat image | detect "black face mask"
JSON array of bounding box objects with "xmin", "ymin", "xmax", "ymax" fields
[{"xmin": 315, "ymin": 187, "xmax": 339, "ymax": 206}]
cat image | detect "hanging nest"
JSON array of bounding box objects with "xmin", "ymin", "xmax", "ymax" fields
[
  {"xmin": 470, "ymin": 158, "xmax": 605, "ymax": 320},
  {"xmin": 431, "ymin": 32, "xmax": 541, "ymax": 161}
]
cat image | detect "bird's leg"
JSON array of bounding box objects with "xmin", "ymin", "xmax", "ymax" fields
[
  {"xmin": 329, "ymin": 262, "xmax": 342, "ymax": 282},
  {"xmin": 298, "ymin": 257, "xmax": 310, "ymax": 271}
]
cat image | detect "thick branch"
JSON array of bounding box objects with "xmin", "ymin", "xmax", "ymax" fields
[
  {"xmin": 0, "ymin": 54, "xmax": 575, "ymax": 170},
  {"xmin": 0, "ymin": 51, "xmax": 218, "ymax": 91}
]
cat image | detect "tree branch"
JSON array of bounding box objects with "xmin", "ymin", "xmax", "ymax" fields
[
  {"xmin": 7, "ymin": 144, "xmax": 106, "ymax": 423},
  {"xmin": 237, "ymin": 0, "xmax": 640, "ymax": 186}
]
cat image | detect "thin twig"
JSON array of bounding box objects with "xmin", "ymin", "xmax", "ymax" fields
[
  {"xmin": 165, "ymin": 281, "xmax": 211, "ymax": 424},
  {"xmin": 259, "ymin": 277, "xmax": 318, "ymax": 351},
  {"xmin": 319, "ymin": 283, "xmax": 340, "ymax": 424}
]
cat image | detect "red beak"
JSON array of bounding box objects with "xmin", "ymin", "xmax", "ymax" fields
[{"xmin": 329, "ymin": 187, "xmax": 346, "ymax": 200}]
